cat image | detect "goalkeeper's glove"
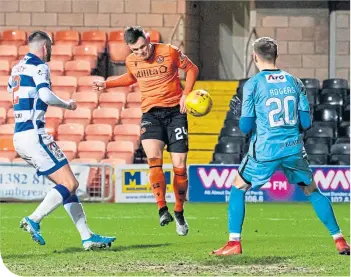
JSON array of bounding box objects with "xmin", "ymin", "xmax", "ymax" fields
[{"xmin": 229, "ymin": 96, "xmax": 242, "ymax": 117}]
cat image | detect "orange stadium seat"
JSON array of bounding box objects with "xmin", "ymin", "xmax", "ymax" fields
[
  {"xmin": 0, "ymin": 30, "xmax": 26, "ymax": 46},
  {"xmin": 85, "ymin": 124, "xmax": 113, "ymax": 145},
  {"xmin": 0, "ymin": 91, "xmax": 12, "ymax": 110},
  {"xmin": 45, "ymin": 123, "xmax": 57, "ymax": 138},
  {"xmin": 77, "ymin": 76, "xmax": 104, "ymax": 92},
  {"xmin": 99, "ymin": 92, "xmax": 126, "ymax": 110},
  {"xmin": 56, "ymin": 140, "xmax": 77, "ymax": 161},
  {"xmin": 48, "ymin": 60, "xmax": 65, "ymax": 76},
  {"xmin": 45, "ymin": 107, "xmax": 64, "ymax": 130},
  {"xmin": 11, "ymin": 157, "xmax": 27, "ymax": 164},
  {"xmin": 81, "ymin": 30, "xmax": 107, "ymax": 53},
  {"xmin": 147, "ymin": 30, "xmax": 161, "ymax": 42},
  {"xmin": 71, "ymin": 158, "xmax": 98, "ymax": 164},
  {"xmin": 51, "ymin": 76, "xmax": 77, "ymax": 93},
  {"xmin": 0, "ymin": 61, "xmax": 10, "ymax": 75},
  {"xmin": 57, "ymin": 123, "xmax": 85, "ymax": 143},
  {"xmin": 54, "ymin": 91, "xmax": 71, "ymax": 100},
  {"xmin": 0, "ymin": 107, "xmax": 6, "ymax": 124},
  {"xmin": 0, "ymin": 77, "xmax": 9, "ymax": 90},
  {"xmin": 92, "ymin": 107, "xmax": 119, "ymax": 127},
  {"xmin": 120, "ymin": 108, "xmax": 142, "ymax": 125},
  {"xmin": 72, "ymin": 92, "xmax": 98, "ymax": 110},
  {"xmin": 126, "ymin": 92, "xmax": 141, "ymax": 108},
  {"xmin": 51, "ymin": 45, "xmax": 73, "ymax": 62},
  {"xmin": 100, "ymin": 158, "xmax": 127, "ymax": 165},
  {"xmin": 108, "ymin": 30, "xmax": 124, "ymax": 42},
  {"xmin": 106, "ymin": 86, "xmax": 130, "ymax": 96},
  {"xmin": 0, "ymin": 157, "xmax": 11, "ymax": 163},
  {"xmin": 0, "ymin": 45, "xmax": 18, "ymax": 62},
  {"xmin": 113, "ymin": 124, "xmax": 140, "ymax": 149},
  {"xmin": 78, "ymin": 141, "xmax": 106, "ymax": 161},
  {"xmin": 6, "ymin": 108, "xmax": 14, "ymax": 123},
  {"xmin": 73, "ymin": 45, "xmax": 98, "ymax": 68},
  {"xmin": 64, "ymin": 107, "xmax": 91, "ymax": 127},
  {"xmin": 0, "ymin": 137, "xmax": 16, "ymax": 160},
  {"xmin": 54, "ymin": 30, "xmax": 80, "ymax": 47},
  {"xmin": 65, "ymin": 60, "xmax": 91, "ymax": 77},
  {"xmin": 108, "ymin": 42, "xmax": 131, "ymax": 62},
  {"xmin": 18, "ymin": 45, "xmax": 29, "ymax": 59},
  {"xmin": 106, "ymin": 141, "xmax": 134, "ymax": 163}
]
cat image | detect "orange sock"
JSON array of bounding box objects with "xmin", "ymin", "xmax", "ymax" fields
[
  {"xmin": 173, "ymin": 167, "xmax": 188, "ymax": 212},
  {"xmin": 148, "ymin": 158, "xmax": 167, "ymax": 209}
]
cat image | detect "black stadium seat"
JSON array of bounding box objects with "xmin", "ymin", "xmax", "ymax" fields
[
  {"xmin": 330, "ymin": 143, "xmax": 350, "ymax": 165},
  {"xmin": 211, "ymin": 153, "xmax": 241, "ymax": 164},
  {"xmin": 342, "ymin": 106, "xmax": 350, "ymax": 121},
  {"xmin": 305, "ymin": 137, "xmax": 331, "ymax": 148},
  {"xmin": 322, "ymin": 78, "xmax": 348, "ymax": 89},
  {"xmin": 338, "ymin": 123, "xmax": 350, "ymax": 138},
  {"xmin": 330, "ymin": 155, "xmax": 350, "ymax": 165},
  {"xmin": 321, "ymin": 88, "xmax": 348, "ymax": 100},
  {"xmin": 301, "ymin": 78, "xmax": 320, "ymax": 89},
  {"xmin": 224, "ymin": 119, "xmax": 240, "ymax": 127},
  {"xmin": 305, "ymin": 144, "xmax": 329, "ymax": 165},
  {"xmin": 226, "ymin": 110, "xmax": 240, "ymax": 120},
  {"xmin": 215, "ymin": 142, "xmax": 242, "ymax": 154},
  {"xmin": 220, "ymin": 126, "xmax": 246, "ymax": 138},
  {"xmin": 331, "ymin": 143, "xmax": 350, "ymax": 154},
  {"xmin": 314, "ymin": 105, "xmax": 340, "ymax": 128},
  {"xmin": 305, "ymin": 125, "xmax": 334, "ymax": 139},
  {"xmin": 308, "ymin": 154, "xmax": 328, "ymax": 165},
  {"xmin": 335, "ymin": 137, "xmax": 350, "ymax": 144},
  {"xmin": 319, "ymin": 92, "xmax": 343, "ymax": 106},
  {"xmin": 219, "ymin": 136, "xmax": 246, "ymax": 146}
]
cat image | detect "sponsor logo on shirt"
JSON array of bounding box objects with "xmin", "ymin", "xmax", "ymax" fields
[
  {"xmin": 265, "ymin": 74, "xmax": 287, "ymax": 83},
  {"xmin": 135, "ymin": 65, "xmax": 167, "ymax": 78}
]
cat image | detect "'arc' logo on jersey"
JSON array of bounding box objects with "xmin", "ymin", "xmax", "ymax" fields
[{"xmin": 265, "ymin": 74, "xmax": 287, "ymax": 83}]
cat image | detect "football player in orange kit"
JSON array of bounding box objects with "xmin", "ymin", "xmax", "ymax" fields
[{"xmin": 93, "ymin": 26, "xmax": 199, "ymax": 236}]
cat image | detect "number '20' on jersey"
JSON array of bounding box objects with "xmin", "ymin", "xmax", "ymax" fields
[{"xmin": 241, "ymin": 69, "xmax": 310, "ymax": 162}]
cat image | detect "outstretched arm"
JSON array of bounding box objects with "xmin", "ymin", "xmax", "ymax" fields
[{"xmin": 239, "ymin": 81, "xmax": 256, "ymax": 134}]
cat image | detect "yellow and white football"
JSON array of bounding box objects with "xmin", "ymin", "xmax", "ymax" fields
[{"xmin": 185, "ymin": 89, "xmax": 213, "ymax": 117}]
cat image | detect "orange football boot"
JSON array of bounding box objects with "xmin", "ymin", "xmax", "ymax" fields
[
  {"xmin": 212, "ymin": 241, "xmax": 242, "ymax": 256},
  {"xmin": 335, "ymin": 237, "xmax": 350, "ymax": 255}
]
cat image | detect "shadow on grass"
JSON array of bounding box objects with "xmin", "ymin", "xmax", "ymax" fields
[{"xmin": 203, "ymin": 255, "xmax": 296, "ymax": 266}]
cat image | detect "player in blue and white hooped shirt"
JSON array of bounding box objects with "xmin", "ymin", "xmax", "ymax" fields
[
  {"xmin": 212, "ymin": 37, "xmax": 349, "ymax": 256},
  {"xmin": 8, "ymin": 31, "xmax": 115, "ymax": 250}
]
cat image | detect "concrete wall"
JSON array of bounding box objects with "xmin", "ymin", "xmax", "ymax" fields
[{"xmin": 335, "ymin": 10, "xmax": 350, "ymax": 82}]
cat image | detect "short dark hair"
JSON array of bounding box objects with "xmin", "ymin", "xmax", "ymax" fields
[
  {"xmin": 28, "ymin": 30, "xmax": 52, "ymax": 45},
  {"xmin": 253, "ymin": 37, "xmax": 278, "ymax": 63},
  {"xmin": 124, "ymin": 26, "xmax": 146, "ymax": 44}
]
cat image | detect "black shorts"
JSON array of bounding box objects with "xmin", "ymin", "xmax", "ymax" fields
[{"xmin": 140, "ymin": 105, "xmax": 188, "ymax": 153}]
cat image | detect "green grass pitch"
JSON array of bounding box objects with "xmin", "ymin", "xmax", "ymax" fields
[{"xmin": 0, "ymin": 203, "xmax": 349, "ymax": 276}]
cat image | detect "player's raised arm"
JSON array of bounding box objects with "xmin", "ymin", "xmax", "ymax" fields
[
  {"xmin": 239, "ymin": 80, "xmax": 256, "ymax": 134},
  {"xmin": 93, "ymin": 67, "xmax": 137, "ymax": 92},
  {"xmin": 34, "ymin": 64, "xmax": 76, "ymax": 110},
  {"xmin": 296, "ymin": 78, "xmax": 312, "ymax": 130}
]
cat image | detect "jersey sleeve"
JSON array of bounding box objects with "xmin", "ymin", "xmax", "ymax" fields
[
  {"xmin": 169, "ymin": 45, "xmax": 194, "ymax": 71},
  {"xmin": 7, "ymin": 76, "xmax": 13, "ymax": 94},
  {"xmin": 296, "ymin": 78, "xmax": 310, "ymax": 112},
  {"xmin": 241, "ymin": 79, "xmax": 256, "ymax": 117},
  {"xmin": 32, "ymin": 64, "xmax": 51, "ymax": 91}
]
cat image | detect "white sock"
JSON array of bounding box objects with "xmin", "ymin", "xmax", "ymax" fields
[
  {"xmin": 64, "ymin": 202, "xmax": 92, "ymax": 240},
  {"xmin": 29, "ymin": 188, "xmax": 65, "ymax": 223},
  {"xmin": 332, "ymin": 232, "xmax": 343, "ymax": 240},
  {"xmin": 229, "ymin": 233, "xmax": 241, "ymax": 241}
]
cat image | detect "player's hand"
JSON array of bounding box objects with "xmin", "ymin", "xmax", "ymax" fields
[
  {"xmin": 67, "ymin": 99, "xmax": 77, "ymax": 110},
  {"xmin": 229, "ymin": 96, "xmax": 242, "ymax": 117},
  {"xmin": 92, "ymin": 80, "xmax": 106, "ymax": 92},
  {"xmin": 180, "ymin": 94, "xmax": 187, "ymax": 114}
]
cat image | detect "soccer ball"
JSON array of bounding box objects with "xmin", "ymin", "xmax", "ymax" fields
[{"xmin": 185, "ymin": 89, "xmax": 213, "ymax": 117}]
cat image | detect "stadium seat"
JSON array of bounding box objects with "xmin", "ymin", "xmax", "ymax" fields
[
  {"xmin": 108, "ymin": 42, "xmax": 131, "ymax": 62},
  {"xmin": 224, "ymin": 119, "xmax": 240, "ymax": 128},
  {"xmin": 51, "ymin": 45, "xmax": 73, "ymax": 62},
  {"xmin": 56, "ymin": 140, "xmax": 77, "ymax": 161},
  {"xmin": 220, "ymin": 126, "xmax": 246, "ymax": 138},
  {"xmin": 18, "ymin": 45, "xmax": 29, "ymax": 58},
  {"xmin": 73, "ymin": 45, "xmax": 98, "ymax": 69},
  {"xmin": 306, "ymin": 89, "xmax": 318, "ymax": 105},
  {"xmin": 92, "ymin": 107, "xmax": 119, "ymax": 127},
  {"xmin": 319, "ymin": 91, "xmax": 343, "ymax": 106},
  {"xmin": 113, "ymin": 124, "xmax": 140, "ymax": 149},
  {"xmin": 81, "ymin": 30, "xmax": 107, "ymax": 53},
  {"xmin": 0, "ymin": 30, "xmax": 26, "ymax": 46},
  {"xmin": 215, "ymin": 142, "xmax": 242, "ymax": 154},
  {"xmin": 338, "ymin": 123, "xmax": 350, "ymax": 138},
  {"xmin": 54, "ymin": 30, "xmax": 80, "ymax": 47},
  {"xmin": 0, "ymin": 123, "xmax": 14, "ymax": 139},
  {"xmin": 305, "ymin": 143, "xmax": 329, "ymax": 155},
  {"xmin": 48, "ymin": 60, "xmax": 65, "ymax": 76},
  {"xmin": 51, "ymin": 76, "xmax": 77, "ymax": 93},
  {"xmin": 0, "ymin": 90, "xmax": 12, "ymax": 110},
  {"xmin": 0, "ymin": 77, "xmax": 9, "ymax": 90},
  {"xmin": 0, "ymin": 107, "xmax": 6, "ymax": 124},
  {"xmin": 99, "ymin": 92, "xmax": 126, "ymax": 110},
  {"xmin": 126, "ymin": 92, "xmax": 141, "ymax": 108},
  {"xmin": 108, "ymin": 30, "xmax": 124, "ymax": 42},
  {"xmin": 218, "ymin": 136, "xmax": 246, "ymax": 147},
  {"xmin": 10, "ymin": 60, "xmax": 20, "ymax": 68},
  {"xmin": 45, "ymin": 125, "xmax": 56, "ymax": 138},
  {"xmin": 0, "ymin": 45, "xmax": 18, "ymax": 62},
  {"xmin": 322, "ymin": 78, "xmax": 348, "ymax": 89},
  {"xmin": 78, "ymin": 76, "xmax": 104, "ymax": 92},
  {"xmin": 342, "ymin": 106, "xmax": 350, "ymax": 121},
  {"xmin": 57, "ymin": 123, "xmax": 85, "ymax": 143},
  {"xmin": 85, "ymin": 124, "xmax": 113, "ymax": 145},
  {"xmin": 314, "ymin": 105, "xmax": 340, "ymax": 128},
  {"xmin": 0, "ymin": 157, "xmax": 12, "ymax": 163},
  {"xmin": 301, "ymin": 78, "xmax": 320, "ymax": 89},
  {"xmin": 307, "ymin": 154, "xmax": 328, "ymax": 165},
  {"xmin": 0, "ymin": 137, "xmax": 16, "ymax": 160},
  {"xmin": 54, "ymin": 91, "xmax": 71, "ymax": 100},
  {"xmin": 120, "ymin": 108, "xmax": 142, "ymax": 125},
  {"xmin": 335, "ymin": 137, "xmax": 350, "ymax": 144},
  {"xmin": 0, "ymin": 61, "xmax": 10, "ymax": 75},
  {"xmin": 12, "ymin": 157, "xmax": 28, "ymax": 164},
  {"xmin": 100, "ymin": 158, "xmax": 127, "ymax": 165},
  {"xmin": 305, "ymin": 126, "xmax": 334, "ymax": 147},
  {"xmin": 71, "ymin": 158, "xmax": 98, "ymax": 164},
  {"xmin": 6, "ymin": 108, "xmax": 14, "ymax": 123},
  {"xmin": 330, "ymin": 143, "xmax": 350, "ymax": 165},
  {"xmin": 78, "ymin": 141, "xmax": 106, "ymax": 161},
  {"xmin": 65, "ymin": 60, "xmax": 91, "ymax": 77},
  {"xmin": 330, "ymin": 154, "xmax": 350, "ymax": 165},
  {"xmin": 106, "ymin": 141, "xmax": 134, "ymax": 163},
  {"xmin": 146, "ymin": 30, "xmax": 161, "ymax": 42},
  {"xmin": 211, "ymin": 153, "xmax": 241, "ymax": 164},
  {"xmin": 64, "ymin": 107, "xmax": 92, "ymax": 127},
  {"xmin": 46, "ymin": 107, "xmax": 64, "ymax": 130},
  {"xmin": 72, "ymin": 92, "xmax": 98, "ymax": 110},
  {"xmin": 331, "ymin": 143, "xmax": 350, "ymax": 154}
]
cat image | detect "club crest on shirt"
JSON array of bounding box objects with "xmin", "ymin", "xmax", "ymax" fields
[{"xmin": 156, "ymin": 55, "xmax": 164, "ymax": 64}]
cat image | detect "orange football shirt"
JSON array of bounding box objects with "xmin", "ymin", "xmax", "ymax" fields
[{"xmin": 125, "ymin": 43, "xmax": 195, "ymax": 112}]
